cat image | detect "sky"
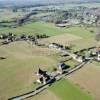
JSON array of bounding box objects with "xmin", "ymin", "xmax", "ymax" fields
[
  {"xmin": 0, "ymin": 0, "xmax": 99, "ymax": 1},
  {"xmin": 0, "ymin": 0, "xmax": 99, "ymax": 5},
  {"xmin": 0, "ymin": 0, "xmax": 87, "ymax": 4}
]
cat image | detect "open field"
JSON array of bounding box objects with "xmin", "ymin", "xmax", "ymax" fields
[
  {"xmin": 0, "ymin": 41, "xmax": 58, "ymax": 100},
  {"xmin": 0, "ymin": 21, "xmax": 96, "ymax": 38},
  {"xmin": 42, "ymin": 33, "xmax": 82, "ymax": 45},
  {"xmin": 49, "ymin": 79, "xmax": 93, "ymax": 100},
  {"xmin": 68, "ymin": 63, "xmax": 100, "ymax": 100},
  {"xmin": 0, "ymin": 9, "xmax": 28, "ymax": 21},
  {"xmin": 71, "ymin": 38, "xmax": 97, "ymax": 51}
]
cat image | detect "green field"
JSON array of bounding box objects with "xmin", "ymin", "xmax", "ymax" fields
[
  {"xmin": 49, "ymin": 79, "xmax": 93, "ymax": 100},
  {"xmin": 0, "ymin": 21, "xmax": 96, "ymax": 38}
]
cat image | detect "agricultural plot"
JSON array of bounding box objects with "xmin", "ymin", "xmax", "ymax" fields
[
  {"xmin": 42, "ymin": 33, "xmax": 81, "ymax": 45},
  {"xmin": 0, "ymin": 21, "xmax": 96, "ymax": 38},
  {"xmin": 0, "ymin": 10, "xmax": 28, "ymax": 21},
  {"xmin": 49, "ymin": 79, "xmax": 93, "ymax": 100},
  {"xmin": 71, "ymin": 38, "xmax": 98, "ymax": 51},
  {"xmin": 68, "ymin": 63, "xmax": 100, "ymax": 100}
]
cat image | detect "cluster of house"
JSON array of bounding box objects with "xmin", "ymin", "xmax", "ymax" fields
[
  {"xmin": 55, "ymin": 7, "xmax": 100, "ymax": 27},
  {"xmin": 35, "ymin": 62, "xmax": 69, "ymax": 84},
  {"xmin": 49, "ymin": 43, "xmax": 85, "ymax": 62},
  {"xmin": 90, "ymin": 47, "xmax": 100, "ymax": 61},
  {"xmin": 0, "ymin": 33, "xmax": 49, "ymax": 45},
  {"xmin": 48, "ymin": 42, "xmax": 100, "ymax": 63},
  {"xmin": 75, "ymin": 47, "xmax": 100, "ymax": 62},
  {"xmin": 35, "ymin": 46, "xmax": 100, "ymax": 85}
]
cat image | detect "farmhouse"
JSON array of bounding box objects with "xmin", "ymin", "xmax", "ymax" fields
[
  {"xmin": 57, "ymin": 62, "xmax": 69, "ymax": 74},
  {"xmin": 49, "ymin": 43, "xmax": 63, "ymax": 50},
  {"xmin": 36, "ymin": 68, "xmax": 50, "ymax": 84},
  {"xmin": 73, "ymin": 55, "xmax": 84, "ymax": 62},
  {"xmin": 96, "ymin": 48, "xmax": 100, "ymax": 61},
  {"xmin": 90, "ymin": 47, "xmax": 100, "ymax": 61}
]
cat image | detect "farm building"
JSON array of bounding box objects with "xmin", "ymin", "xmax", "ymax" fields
[
  {"xmin": 36, "ymin": 68, "xmax": 50, "ymax": 84},
  {"xmin": 49, "ymin": 43, "xmax": 63, "ymax": 50},
  {"xmin": 57, "ymin": 62, "xmax": 69, "ymax": 74}
]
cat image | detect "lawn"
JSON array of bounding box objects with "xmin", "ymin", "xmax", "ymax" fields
[{"xmin": 49, "ymin": 79, "xmax": 93, "ymax": 100}]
